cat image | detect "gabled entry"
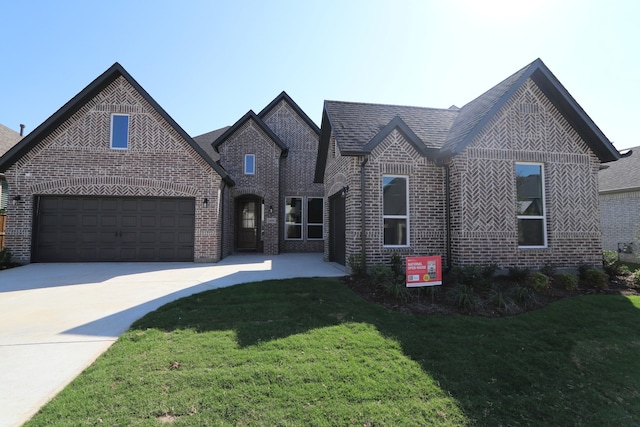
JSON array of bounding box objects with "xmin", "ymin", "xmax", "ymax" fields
[{"xmin": 235, "ymin": 195, "xmax": 263, "ymax": 251}]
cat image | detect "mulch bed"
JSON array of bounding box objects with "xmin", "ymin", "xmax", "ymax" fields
[{"xmin": 342, "ymin": 274, "xmax": 640, "ymax": 318}]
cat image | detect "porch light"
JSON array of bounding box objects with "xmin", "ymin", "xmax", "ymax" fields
[{"xmin": 203, "ymin": 198, "xmax": 209, "ymax": 207}]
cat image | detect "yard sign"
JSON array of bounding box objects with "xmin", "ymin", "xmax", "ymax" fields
[{"xmin": 406, "ymin": 256, "xmax": 442, "ymax": 287}]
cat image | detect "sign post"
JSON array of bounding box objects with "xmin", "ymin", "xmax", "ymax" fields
[{"xmin": 406, "ymin": 256, "xmax": 442, "ymax": 287}]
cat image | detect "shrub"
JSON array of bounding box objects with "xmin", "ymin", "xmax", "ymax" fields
[
  {"xmin": 631, "ymin": 269, "xmax": 640, "ymax": 287},
  {"xmin": 0, "ymin": 248, "xmax": 12, "ymax": 267},
  {"xmin": 348, "ymin": 254, "xmax": 366, "ymax": 278},
  {"xmin": 507, "ymin": 266, "xmax": 531, "ymax": 283},
  {"xmin": 509, "ymin": 285, "xmax": 536, "ymax": 308},
  {"xmin": 553, "ymin": 272, "xmax": 579, "ymax": 291},
  {"xmin": 447, "ymin": 265, "xmax": 493, "ymax": 291},
  {"xmin": 369, "ymin": 265, "xmax": 394, "ymax": 288},
  {"xmin": 582, "ymin": 268, "xmax": 609, "ymax": 290},
  {"xmin": 489, "ymin": 288, "xmax": 516, "ymax": 313},
  {"xmin": 602, "ymin": 250, "xmax": 622, "ymax": 278},
  {"xmin": 389, "ymin": 253, "xmax": 405, "ymax": 282},
  {"xmin": 528, "ymin": 272, "xmax": 551, "ymax": 294},
  {"xmin": 447, "ymin": 284, "xmax": 482, "ymax": 310}
]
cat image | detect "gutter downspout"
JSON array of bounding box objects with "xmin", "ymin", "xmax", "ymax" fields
[{"xmin": 360, "ymin": 155, "xmax": 368, "ymax": 271}]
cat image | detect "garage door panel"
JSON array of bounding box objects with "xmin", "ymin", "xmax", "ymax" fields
[{"xmin": 34, "ymin": 196, "xmax": 195, "ymax": 262}]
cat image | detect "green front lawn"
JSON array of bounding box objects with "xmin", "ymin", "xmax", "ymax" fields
[{"xmin": 27, "ymin": 278, "xmax": 640, "ymax": 426}]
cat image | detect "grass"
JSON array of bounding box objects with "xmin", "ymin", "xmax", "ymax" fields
[{"xmin": 26, "ymin": 277, "xmax": 640, "ymax": 426}]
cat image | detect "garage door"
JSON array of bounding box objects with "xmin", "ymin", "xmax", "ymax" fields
[{"xmin": 33, "ymin": 196, "xmax": 195, "ymax": 262}]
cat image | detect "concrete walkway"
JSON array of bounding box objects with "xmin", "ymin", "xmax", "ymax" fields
[{"xmin": 0, "ymin": 253, "xmax": 345, "ymax": 427}]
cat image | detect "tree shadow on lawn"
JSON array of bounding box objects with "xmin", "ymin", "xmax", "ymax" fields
[{"xmin": 131, "ymin": 277, "xmax": 640, "ymax": 425}]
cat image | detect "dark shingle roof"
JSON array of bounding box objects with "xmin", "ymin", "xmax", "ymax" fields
[
  {"xmin": 193, "ymin": 126, "xmax": 229, "ymax": 162},
  {"xmin": 323, "ymin": 101, "xmax": 458, "ymax": 154},
  {"xmin": 599, "ymin": 147, "xmax": 640, "ymax": 192},
  {"xmin": 315, "ymin": 58, "xmax": 622, "ymax": 183}
]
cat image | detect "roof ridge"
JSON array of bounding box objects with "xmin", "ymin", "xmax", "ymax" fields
[{"xmin": 324, "ymin": 99, "xmax": 454, "ymax": 112}]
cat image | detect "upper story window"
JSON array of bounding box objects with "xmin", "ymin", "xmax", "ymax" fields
[
  {"xmin": 244, "ymin": 154, "xmax": 255, "ymax": 175},
  {"xmin": 110, "ymin": 114, "xmax": 129, "ymax": 150},
  {"xmin": 383, "ymin": 175, "xmax": 409, "ymax": 247},
  {"xmin": 516, "ymin": 162, "xmax": 547, "ymax": 247}
]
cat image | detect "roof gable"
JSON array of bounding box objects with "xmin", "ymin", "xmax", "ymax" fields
[
  {"xmin": 258, "ymin": 91, "xmax": 320, "ymax": 135},
  {"xmin": 212, "ymin": 110, "xmax": 288, "ymax": 157},
  {"xmin": 362, "ymin": 116, "xmax": 438, "ymax": 159},
  {"xmin": 0, "ymin": 63, "xmax": 234, "ymax": 185},
  {"xmin": 440, "ymin": 58, "xmax": 620, "ymax": 163}
]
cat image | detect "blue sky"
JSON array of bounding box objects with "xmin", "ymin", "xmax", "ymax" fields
[{"xmin": 1, "ymin": 0, "xmax": 637, "ymax": 149}]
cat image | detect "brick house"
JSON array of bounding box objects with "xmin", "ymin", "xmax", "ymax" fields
[
  {"xmin": 0, "ymin": 63, "xmax": 233, "ymax": 263},
  {"xmin": 0, "ymin": 124, "xmax": 22, "ymax": 211},
  {"xmin": 315, "ymin": 58, "xmax": 621, "ymax": 271},
  {"xmin": 599, "ymin": 147, "xmax": 638, "ymax": 261},
  {"xmin": 0, "ymin": 59, "xmax": 622, "ymax": 269}
]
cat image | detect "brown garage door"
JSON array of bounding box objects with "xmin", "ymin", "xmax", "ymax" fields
[{"xmin": 33, "ymin": 196, "xmax": 195, "ymax": 262}]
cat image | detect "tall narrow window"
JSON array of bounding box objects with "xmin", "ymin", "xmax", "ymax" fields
[
  {"xmin": 244, "ymin": 154, "xmax": 255, "ymax": 175},
  {"xmin": 110, "ymin": 114, "xmax": 129, "ymax": 150},
  {"xmin": 307, "ymin": 197, "xmax": 324, "ymax": 240},
  {"xmin": 285, "ymin": 197, "xmax": 302, "ymax": 240},
  {"xmin": 516, "ymin": 163, "xmax": 547, "ymax": 247},
  {"xmin": 383, "ymin": 175, "xmax": 408, "ymax": 246}
]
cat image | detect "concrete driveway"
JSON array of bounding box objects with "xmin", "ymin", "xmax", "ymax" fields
[{"xmin": 0, "ymin": 253, "xmax": 345, "ymax": 427}]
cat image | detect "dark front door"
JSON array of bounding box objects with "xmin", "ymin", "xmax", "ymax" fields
[
  {"xmin": 32, "ymin": 196, "xmax": 195, "ymax": 262},
  {"xmin": 329, "ymin": 193, "xmax": 346, "ymax": 265},
  {"xmin": 236, "ymin": 196, "xmax": 261, "ymax": 251}
]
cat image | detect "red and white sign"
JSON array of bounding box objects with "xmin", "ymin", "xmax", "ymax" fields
[{"xmin": 406, "ymin": 256, "xmax": 442, "ymax": 287}]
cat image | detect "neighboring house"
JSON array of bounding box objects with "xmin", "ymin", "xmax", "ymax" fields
[
  {"xmin": 0, "ymin": 63, "xmax": 233, "ymax": 263},
  {"xmin": 315, "ymin": 58, "xmax": 621, "ymax": 270},
  {"xmin": 0, "ymin": 124, "xmax": 22, "ymax": 210},
  {"xmin": 0, "ymin": 59, "xmax": 622, "ymax": 269},
  {"xmin": 599, "ymin": 147, "xmax": 639, "ymax": 260}
]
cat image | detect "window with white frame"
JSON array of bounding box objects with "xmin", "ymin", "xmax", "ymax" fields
[
  {"xmin": 382, "ymin": 175, "xmax": 408, "ymax": 246},
  {"xmin": 110, "ymin": 114, "xmax": 129, "ymax": 150},
  {"xmin": 244, "ymin": 154, "xmax": 255, "ymax": 175},
  {"xmin": 307, "ymin": 197, "xmax": 324, "ymax": 239},
  {"xmin": 516, "ymin": 162, "xmax": 547, "ymax": 247},
  {"xmin": 285, "ymin": 197, "xmax": 303, "ymax": 240}
]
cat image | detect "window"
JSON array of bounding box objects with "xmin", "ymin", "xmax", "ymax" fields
[
  {"xmin": 383, "ymin": 175, "xmax": 408, "ymax": 246},
  {"xmin": 284, "ymin": 196, "xmax": 325, "ymax": 240},
  {"xmin": 307, "ymin": 197, "xmax": 324, "ymax": 239},
  {"xmin": 110, "ymin": 114, "xmax": 129, "ymax": 149},
  {"xmin": 244, "ymin": 154, "xmax": 255, "ymax": 175},
  {"xmin": 516, "ymin": 163, "xmax": 547, "ymax": 247},
  {"xmin": 285, "ymin": 197, "xmax": 302, "ymax": 240}
]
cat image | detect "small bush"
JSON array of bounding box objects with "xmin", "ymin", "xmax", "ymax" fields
[
  {"xmin": 447, "ymin": 284, "xmax": 482, "ymax": 310},
  {"xmin": 554, "ymin": 272, "xmax": 579, "ymax": 291},
  {"xmin": 529, "ymin": 272, "xmax": 551, "ymax": 294},
  {"xmin": 582, "ymin": 268, "xmax": 609, "ymax": 290},
  {"xmin": 508, "ymin": 266, "xmax": 531, "ymax": 283},
  {"xmin": 447, "ymin": 265, "xmax": 493, "ymax": 291},
  {"xmin": 369, "ymin": 265, "xmax": 394, "ymax": 288},
  {"xmin": 602, "ymin": 250, "xmax": 623, "ymax": 278},
  {"xmin": 348, "ymin": 254, "xmax": 366, "ymax": 278},
  {"xmin": 0, "ymin": 248, "xmax": 12, "ymax": 267},
  {"xmin": 489, "ymin": 288, "xmax": 516, "ymax": 313},
  {"xmin": 631, "ymin": 269, "xmax": 640, "ymax": 287},
  {"xmin": 509, "ymin": 285, "xmax": 536, "ymax": 308}
]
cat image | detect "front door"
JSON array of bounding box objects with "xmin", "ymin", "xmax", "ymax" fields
[{"xmin": 236, "ymin": 196, "xmax": 261, "ymax": 251}]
